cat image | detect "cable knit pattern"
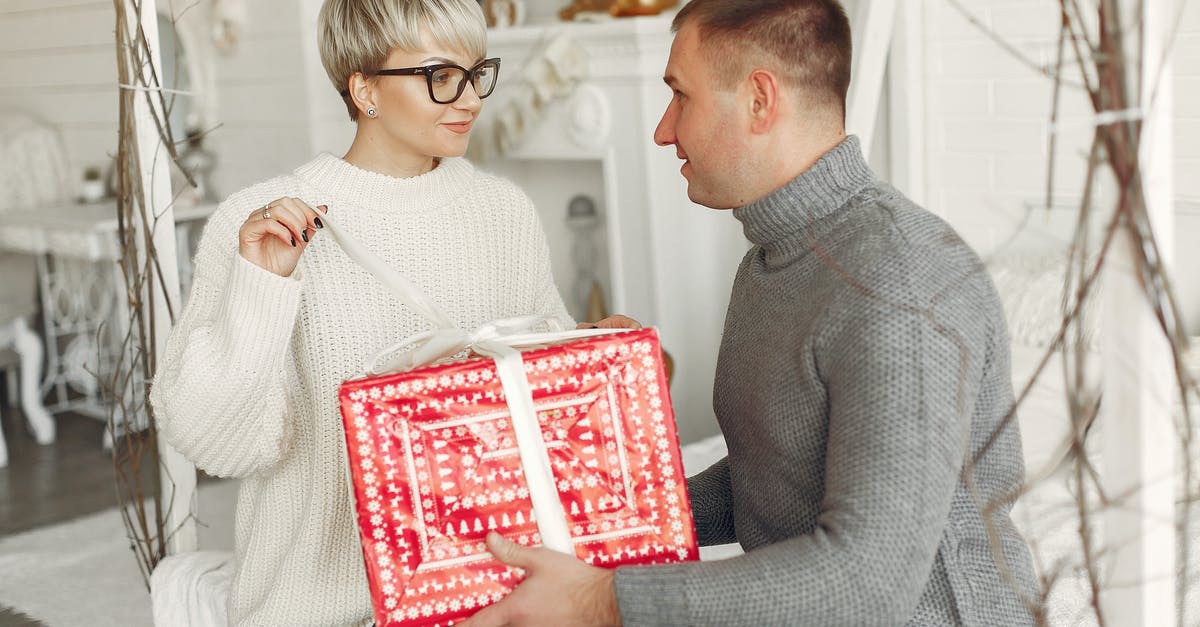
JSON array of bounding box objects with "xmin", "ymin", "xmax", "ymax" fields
[
  {"xmin": 614, "ymin": 136, "xmax": 1039, "ymax": 625},
  {"xmin": 150, "ymin": 154, "xmax": 571, "ymax": 626}
]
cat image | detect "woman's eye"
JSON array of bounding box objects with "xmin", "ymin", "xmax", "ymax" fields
[{"xmin": 431, "ymin": 69, "xmax": 454, "ymax": 84}]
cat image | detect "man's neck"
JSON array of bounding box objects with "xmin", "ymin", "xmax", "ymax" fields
[{"xmin": 744, "ymin": 130, "xmax": 847, "ymax": 207}]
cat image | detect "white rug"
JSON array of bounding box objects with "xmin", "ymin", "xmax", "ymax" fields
[{"xmin": 0, "ymin": 480, "xmax": 237, "ymax": 626}]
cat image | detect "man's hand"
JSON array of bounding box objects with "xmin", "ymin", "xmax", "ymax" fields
[{"xmin": 461, "ymin": 532, "xmax": 622, "ymax": 627}]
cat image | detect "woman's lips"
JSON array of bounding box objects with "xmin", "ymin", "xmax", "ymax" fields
[{"xmin": 443, "ymin": 121, "xmax": 473, "ymax": 134}]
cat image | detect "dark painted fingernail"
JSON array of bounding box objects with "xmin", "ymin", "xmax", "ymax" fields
[
  {"xmin": 291, "ymin": 236, "xmax": 297, "ymax": 247},
  {"xmin": 318, "ymin": 205, "xmax": 328, "ymax": 213},
  {"xmin": 301, "ymin": 230, "xmax": 309, "ymax": 243},
  {"xmin": 313, "ymin": 217, "xmax": 324, "ymax": 229}
]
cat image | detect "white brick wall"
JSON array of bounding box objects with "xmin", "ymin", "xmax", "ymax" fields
[{"xmin": 922, "ymin": 0, "xmax": 1200, "ymax": 332}]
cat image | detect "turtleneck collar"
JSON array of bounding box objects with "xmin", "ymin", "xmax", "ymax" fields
[
  {"xmin": 732, "ymin": 135, "xmax": 875, "ymax": 247},
  {"xmin": 294, "ymin": 153, "xmax": 476, "ymax": 214}
]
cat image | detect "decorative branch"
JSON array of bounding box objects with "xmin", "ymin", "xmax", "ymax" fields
[
  {"xmin": 106, "ymin": 0, "xmax": 196, "ymax": 587},
  {"xmin": 950, "ymin": 1, "xmax": 1199, "ymax": 624}
]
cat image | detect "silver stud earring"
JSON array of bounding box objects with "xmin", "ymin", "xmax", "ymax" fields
[{"xmin": 366, "ymin": 107, "xmax": 377, "ymax": 117}]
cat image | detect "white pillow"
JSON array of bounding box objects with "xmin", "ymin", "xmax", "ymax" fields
[{"xmin": 986, "ymin": 253, "xmax": 1102, "ymax": 350}]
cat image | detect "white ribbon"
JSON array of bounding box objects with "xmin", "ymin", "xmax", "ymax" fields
[{"xmin": 320, "ymin": 210, "xmax": 616, "ymax": 555}]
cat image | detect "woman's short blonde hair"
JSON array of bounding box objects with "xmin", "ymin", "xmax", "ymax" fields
[{"xmin": 318, "ymin": 0, "xmax": 488, "ymax": 120}]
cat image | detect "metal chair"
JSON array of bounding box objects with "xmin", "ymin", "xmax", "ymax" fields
[
  {"xmin": 0, "ymin": 110, "xmax": 70, "ymax": 466},
  {"xmin": 0, "ymin": 254, "xmax": 55, "ymax": 467}
]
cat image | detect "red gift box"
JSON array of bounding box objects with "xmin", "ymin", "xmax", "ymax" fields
[{"xmin": 338, "ymin": 327, "xmax": 698, "ymax": 627}]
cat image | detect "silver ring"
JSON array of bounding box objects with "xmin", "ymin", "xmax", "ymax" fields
[{"xmin": 261, "ymin": 207, "xmax": 272, "ymax": 220}]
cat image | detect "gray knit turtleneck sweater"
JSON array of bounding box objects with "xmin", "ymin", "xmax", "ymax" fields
[{"xmin": 614, "ymin": 136, "xmax": 1038, "ymax": 625}]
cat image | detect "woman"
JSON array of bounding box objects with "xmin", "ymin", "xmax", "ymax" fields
[{"xmin": 150, "ymin": 1, "xmax": 571, "ymax": 624}]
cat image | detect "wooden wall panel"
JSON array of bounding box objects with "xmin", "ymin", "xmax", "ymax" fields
[{"xmin": 0, "ymin": 4, "xmax": 112, "ymax": 51}]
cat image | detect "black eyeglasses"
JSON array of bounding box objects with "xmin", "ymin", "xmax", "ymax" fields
[{"xmin": 369, "ymin": 57, "xmax": 501, "ymax": 104}]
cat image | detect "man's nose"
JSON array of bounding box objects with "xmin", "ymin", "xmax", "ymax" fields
[{"xmin": 653, "ymin": 107, "xmax": 675, "ymax": 146}]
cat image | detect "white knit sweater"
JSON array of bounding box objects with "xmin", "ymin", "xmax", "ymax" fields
[{"xmin": 150, "ymin": 154, "xmax": 572, "ymax": 626}]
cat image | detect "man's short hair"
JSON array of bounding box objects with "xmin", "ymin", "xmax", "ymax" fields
[
  {"xmin": 318, "ymin": 0, "xmax": 488, "ymax": 121},
  {"xmin": 672, "ymin": 0, "xmax": 852, "ymax": 116}
]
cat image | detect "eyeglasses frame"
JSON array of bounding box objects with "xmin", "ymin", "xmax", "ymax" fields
[{"xmin": 369, "ymin": 57, "xmax": 502, "ymax": 104}]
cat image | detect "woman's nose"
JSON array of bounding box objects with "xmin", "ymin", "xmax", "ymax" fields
[{"xmin": 456, "ymin": 82, "xmax": 482, "ymax": 110}]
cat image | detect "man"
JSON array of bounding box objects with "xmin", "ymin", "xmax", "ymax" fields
[{"xmin": 463, "ymin": 0, "xmax": 1039, "ymax": 624}]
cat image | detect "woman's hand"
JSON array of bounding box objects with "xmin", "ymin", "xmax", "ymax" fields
[
  {"xmin": 577, "ymin": 314, "xmax": 642, "ymax": 330},
  {"xmin": 239, "ymin": 198, "xmax": 327, "ymax": 277}
]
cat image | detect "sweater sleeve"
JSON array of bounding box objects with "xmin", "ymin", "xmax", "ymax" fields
[
  {"xmin": 685, "ymin": 457, "xmax": 737, "ymax": 546},
  {"xmin": 614, "ymin": 297, "xmax": 984, "ymax": 625},
  {"xmin": 149, "ymin": 201, "xmax": 304, "ymax": 478}
]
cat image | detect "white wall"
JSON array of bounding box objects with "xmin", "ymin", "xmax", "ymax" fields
[
  {"xmin": 920, "ymin": 0, "xmax": 1200, "ymax": 333},
  {"xmin": 0, "ymin": 0, "xmax": 339, "ymax": 203},
  {"xmin": 205, "ymin": 0, "xmax": 334, "ymax": 197},
  {"xmin": 0, "ymin": 0, "xmax": 120, "ymax": 195}
]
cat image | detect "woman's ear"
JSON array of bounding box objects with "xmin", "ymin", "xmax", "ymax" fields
[
  {"xmin": 348, "ymin": 72, "xmax": 376, "ymax": 118},
  {"xmin": 746, "ymin": 69, "xmax": 780, "ymax": 134}
]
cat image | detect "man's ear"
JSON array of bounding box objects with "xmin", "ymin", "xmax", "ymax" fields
[
  {"xmin": 746, "ymin": 69, "xmax": 780, "ymax": 134},
  {"xmin": 348, "ymin": 71, "xmax": 375, "ymax": 117}
]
